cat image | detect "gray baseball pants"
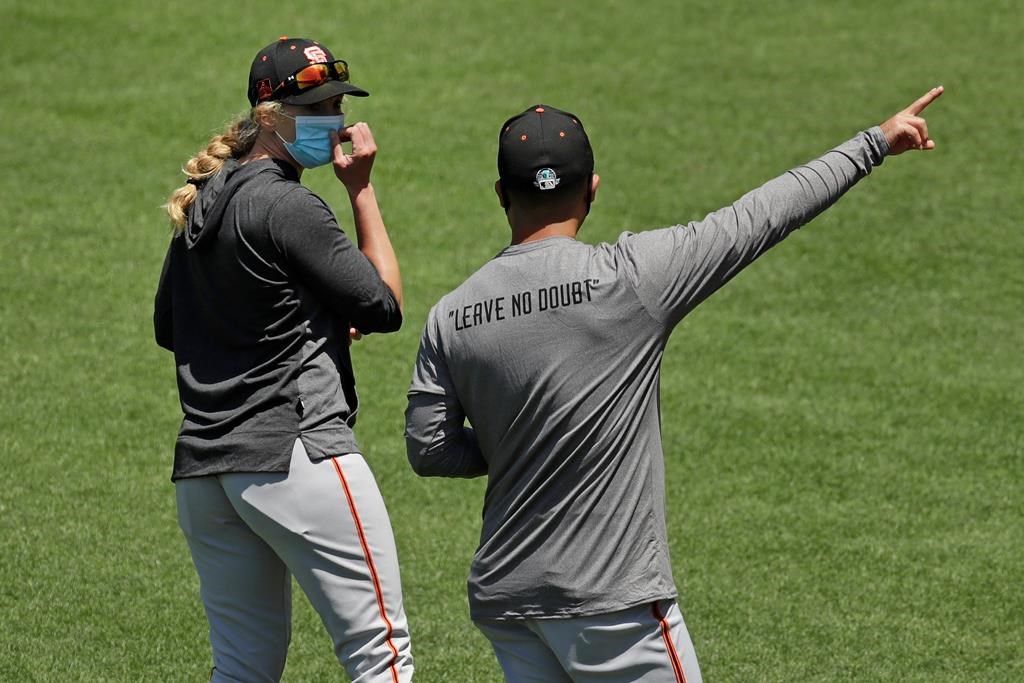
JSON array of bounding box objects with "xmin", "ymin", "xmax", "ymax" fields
[
  {"xmin": 175, "ymin": 440, "xmax": 414, "ymax": 682},
  {"xmin": 476, "ymin": 599, "xmax": 701, "ymax": 683}
]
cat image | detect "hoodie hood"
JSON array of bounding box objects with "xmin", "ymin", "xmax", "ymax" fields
[{"xmin": 184, "ymin": 158, "xmax": 292, "ymax": 249}]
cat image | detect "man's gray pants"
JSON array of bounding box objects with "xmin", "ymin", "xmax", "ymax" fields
[
  {"xmin": 176, "ymin": 440, "xmax": 414, "ymax": 682},
  {"xmin": 476, "ymin": 599, "xmax": 701, "ymax": 682}
]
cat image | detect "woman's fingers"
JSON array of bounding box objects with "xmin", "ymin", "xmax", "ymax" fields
[
  {"xmin": 330, "ymin": 131, "xmax": 352, "ymax": 168},
  {"xmin": 332, "ymin": 123, "xmax": 376, "ymax": 186},
  {"xmin": 347, "ymin": 123, "xmax": 377, "ymax": 158}
]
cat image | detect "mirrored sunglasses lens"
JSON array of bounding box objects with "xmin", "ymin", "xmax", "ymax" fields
[{"xmin": 294, "ymin": 64, "xmax": 330, "ymax": 90}]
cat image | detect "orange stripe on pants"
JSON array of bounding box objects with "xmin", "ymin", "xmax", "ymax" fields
[
  {"xmin": 652, "ymin": 601, "xmax": 687, "ymax": 683},
  {"xmin": 332, "ymin": 457, "xmax": 400, "ymax": 683}
]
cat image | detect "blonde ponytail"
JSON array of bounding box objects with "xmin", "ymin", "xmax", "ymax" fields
[{"xmin": 164, "ymin": 101, "xmax": 281, "ymax": 232}]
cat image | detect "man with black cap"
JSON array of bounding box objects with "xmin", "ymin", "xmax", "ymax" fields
[
  {"xmin": 158, "ymin": 37, "xmax": 413, "ymax": 682},
  {"xmin": 405, "ymin": 89, "xmax": 943, "ymax": 682}
]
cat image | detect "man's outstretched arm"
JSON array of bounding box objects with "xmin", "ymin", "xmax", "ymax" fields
[{"xmin": 622, "ymin": 86, "xmax": 944, "ymax": 329}]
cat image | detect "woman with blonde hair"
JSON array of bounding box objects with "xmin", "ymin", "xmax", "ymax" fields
[{"xmin": 155, "ymin": 37, "xmax": 413, "ymax": 682}]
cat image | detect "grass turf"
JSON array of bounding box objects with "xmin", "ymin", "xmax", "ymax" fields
[{"xmin": 0, "ymin": 0, "xmax": 1021, "ymax": 680}]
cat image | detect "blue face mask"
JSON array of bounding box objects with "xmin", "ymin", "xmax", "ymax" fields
[{"xmin": 276, "ymin": 113, "xmax": 345, "ymax": 168}]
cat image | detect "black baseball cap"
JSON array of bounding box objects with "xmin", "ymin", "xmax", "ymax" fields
[
  {"xmin": 247, "ymin": 37, "xmax": 369, "ymax": 107},
  {"xmin": 497, "ymin": 105, "xmax": 594, "ymax": 192}
]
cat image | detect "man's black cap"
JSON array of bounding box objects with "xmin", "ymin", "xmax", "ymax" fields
[
  {"xmin": 497, "ymin": 105, "xmax": 594, "ymax": 192},
  {"xmin": 247, "ymin": 37, "xmax": 369, "ymax": 107}
]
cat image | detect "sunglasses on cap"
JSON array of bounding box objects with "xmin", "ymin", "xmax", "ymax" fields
[{"xmin": 271, "ymin": 60, "xmax": 350, "ymax": 99}]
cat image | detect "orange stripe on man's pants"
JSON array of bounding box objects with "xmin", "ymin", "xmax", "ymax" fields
[
  {"xmin": 652, "ymin": 601, "xmax": 687, "ymax": 683},
  {"xmin": 332, "ymin": 457, "xmax": 400, "ymax": 683}
]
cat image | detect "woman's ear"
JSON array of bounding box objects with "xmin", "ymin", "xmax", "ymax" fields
[{"xmin": 253, "ymin": 104, "xmax": 279, "ymax": 131}]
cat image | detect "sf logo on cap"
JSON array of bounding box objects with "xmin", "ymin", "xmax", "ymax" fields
[
  {"xmin": 304, "ymin": 46, "xmax": 328, "ymax": 63},
  {"xmin": 534, "ymin": 168, "xmax": 560, "ymax": 191}
]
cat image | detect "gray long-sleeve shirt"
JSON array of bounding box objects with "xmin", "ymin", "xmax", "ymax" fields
[{"xmin": 406, "ymin": 128, "xmax": 890, "ymax": 620}]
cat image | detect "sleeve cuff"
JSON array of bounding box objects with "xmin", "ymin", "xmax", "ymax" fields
[{"xmin": 866, "ymin": 125, "xmax": 890, "ymax": 164}]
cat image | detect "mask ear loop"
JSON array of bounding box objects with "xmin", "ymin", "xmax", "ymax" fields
[{"xmin": 273, "ymin": 110, "xmax": 295, "ymax": 146}]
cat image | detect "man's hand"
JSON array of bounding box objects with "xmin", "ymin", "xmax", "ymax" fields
[
  {"xmin": 880, "ymin": 86, "xmax": 944, "ymax": 155},
  {"xmin": 331, "ymin": 122, "xmax": 377, "ymax": 193}
]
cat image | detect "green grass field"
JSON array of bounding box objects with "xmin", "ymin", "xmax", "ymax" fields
[{"xmin": 1, "ymin": 0, "xmax": 1021, "ymax": 680}]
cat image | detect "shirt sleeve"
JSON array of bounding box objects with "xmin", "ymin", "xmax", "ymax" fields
[
  {"xmin": 268, "ymin": 187, "xmax": 402, "ymax": 333},
  {"xmin": 153, "ymin": 239, "xmax": 175, "ymax": 351},
  {"xmin": 404, "ymin": 308, "xmax": 487, "ymax": 478},
  {"xmin": 618, "ymin": 127, "xmax": 890, "ymax": 330}
]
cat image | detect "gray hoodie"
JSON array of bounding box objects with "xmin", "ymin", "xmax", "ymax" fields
[{"xmin": 155, "ymin": 157, "xmax": 400, "ymax": 479}]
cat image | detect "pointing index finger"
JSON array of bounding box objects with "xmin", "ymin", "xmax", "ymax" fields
[{"xmin": 903, "ymin": 85, "xmax": 944, "ymax": 115}]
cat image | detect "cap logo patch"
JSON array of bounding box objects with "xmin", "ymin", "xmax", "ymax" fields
[
  {"xmin": 256, "ymin": 78, "xmax": 273, "ymax": 101},
  {"xmin": 534, "ymin": 168, "xmax": 560, "ymax": 191},
  {"xmin": 304, "ymin": 46, "xmax": 328, "ymax": 63}
]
